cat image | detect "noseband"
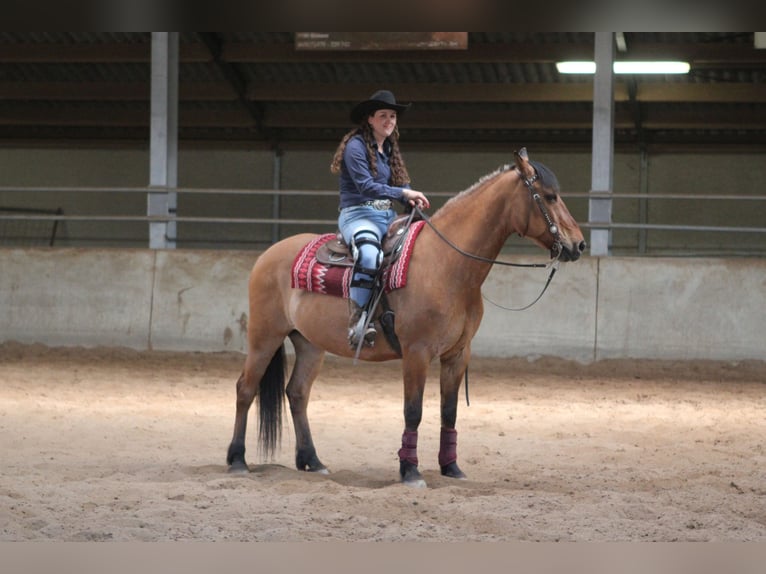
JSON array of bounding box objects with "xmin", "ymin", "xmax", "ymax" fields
[{"xmin": 517, "ymin": 167, "xmax": 562, "ymax": 260}]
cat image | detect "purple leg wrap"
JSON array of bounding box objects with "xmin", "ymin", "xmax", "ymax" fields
[
  {"xmin": 438, "ymin": 427, "xmax": 458, "ymax": 467},
  {"xmin": 398, "ymin": 430, "xmax": 419, "ymax": 465}
]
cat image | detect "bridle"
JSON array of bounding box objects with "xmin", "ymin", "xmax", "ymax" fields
[
  {"xmin": 517, "ymin": 167, "xmax": 563, "ymax": 260},
  {"xmin": 413, "ymin": 165, "xmax": 564, "ymax": 311},
  {"xmin": 414, "ymin": 165, "xmax": 563, "ymax": 269}
]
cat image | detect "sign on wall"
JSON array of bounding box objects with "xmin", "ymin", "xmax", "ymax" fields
[{"xmin": 295, "ymin": 33, "xmax": 468, "ymax": 51}]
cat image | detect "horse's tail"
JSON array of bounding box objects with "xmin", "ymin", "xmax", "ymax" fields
[{"xmin": 257, "ymin": 344, "xmax": 287, "ymax": 459}]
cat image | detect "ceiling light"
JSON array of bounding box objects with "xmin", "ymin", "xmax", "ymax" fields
[
  {"xmin": 614, "ymin": 61, "xmax": 690, "ymax": 74},
  {"xmin": 556, "ymin": 61, "xmax": 596, "ymax": 74},
  {"xmin": 556, "ymin": 61, "xmax": 690, "ymax": 74}
]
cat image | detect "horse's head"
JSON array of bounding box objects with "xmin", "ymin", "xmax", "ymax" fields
[{"xmin": 512, "ymin": 148, "xmax": 586, "ymax": 262}]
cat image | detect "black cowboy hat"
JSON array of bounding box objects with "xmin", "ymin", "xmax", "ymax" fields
[{"xmin": 350, "ymin": 90, "xmax": 411, "ymax": 124}]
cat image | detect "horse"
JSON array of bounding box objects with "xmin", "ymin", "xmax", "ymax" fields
[{"xmin": 226, "ymin": 147, "xmax": 586, "ymax": 488}]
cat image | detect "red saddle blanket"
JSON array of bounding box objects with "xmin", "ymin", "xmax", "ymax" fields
[{"xmin": 291, "ymin": 220, "xmax": 425, "ymax": 298}]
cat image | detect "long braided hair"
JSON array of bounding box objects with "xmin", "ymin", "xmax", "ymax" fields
[{"xmin": 330, "ymin": 121, "xmax": 411, "ymax": 187}]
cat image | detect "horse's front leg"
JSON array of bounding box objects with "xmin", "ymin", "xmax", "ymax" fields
[
  {"xmin": 399, "ymin": 351, "xmax": 430, "ymax": 488},
  {"xmin": 438, "ymin": 349, "xmax": 469, "ymax": 479},
  {"xmin": 286, "ymin": 331, "xmax": 328, "ymax": 473}
]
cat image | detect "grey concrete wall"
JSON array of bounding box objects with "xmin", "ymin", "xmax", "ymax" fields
[
  {"xmin": 149, "ymin": 249, "xmax": 253, "ymax": 352},
  {"xmin": 596, "ymin": 257, "xmax": 766, "ymax": 361},
  {"xmin": 2, "ymin": 248, "xmax": 764, "ymax": 363},
  {"xmin": 0, "ymin": 248, "xmax": 256, "ymax": 353},
  {"xmin": 0, "ymin": 248, "xmax": 156, "ymax": 348},
  {"xmin": 474, "ymin": 257, "xmax": 599, "ymax": 362}
]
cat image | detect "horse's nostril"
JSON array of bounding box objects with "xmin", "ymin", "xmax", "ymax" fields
[{"xmin": 578, "ymin": 241, "xmax": 587, "ymax": 253}]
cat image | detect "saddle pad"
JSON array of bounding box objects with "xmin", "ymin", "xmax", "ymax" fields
[{"xmin": 291, "ymin": 220, "xmax": 425, "ymax": 298}]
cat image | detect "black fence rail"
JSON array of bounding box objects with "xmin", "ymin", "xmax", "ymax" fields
[{"xmin": 0, "ymin": 206, "xmax": 62, "ymax": 246}]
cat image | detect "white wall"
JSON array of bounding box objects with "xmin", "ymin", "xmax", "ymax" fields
[{"xmin": 2, "ymin": 248, "xmax": 764, "ymax": 363}]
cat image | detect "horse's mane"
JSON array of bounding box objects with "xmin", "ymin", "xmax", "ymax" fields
[
  {"xmin": 436, "ymin": 164, "xmax": 512, "ymax": 217},
  {"xmin": 436, "ymin": 159, "xmax": 559, "ymax": 218}
]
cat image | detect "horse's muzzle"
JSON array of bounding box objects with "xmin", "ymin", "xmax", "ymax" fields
[{"xmin": 557, "ymin": 240, "xmax": 587, "ymax": 262}]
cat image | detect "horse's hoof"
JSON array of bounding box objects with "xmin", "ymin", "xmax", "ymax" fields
[
  {"xmin": 228, "ymin": 461, "xmax": 249, "ymax": 475},
  {"xmin": 400, "ymin": 460, "xmax": 427, "ymax": 488},
  {"xmin": 403, "ymin": 478, "xmax": 427, "ymax": 489},
  {"xmin": 440, "ymin": 462, "xmax": 467, "ymax": 479},
  {"xmin": 296, "ymin": 450, "xmax": 328, "ymax": 474}
]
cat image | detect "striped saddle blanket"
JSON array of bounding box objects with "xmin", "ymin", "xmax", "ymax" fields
[{"xmin": 291, "ymin": 220, "xmax": 425, "ymax": 298}]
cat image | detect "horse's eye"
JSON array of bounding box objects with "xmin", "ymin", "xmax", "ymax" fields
[{"xmin": 545, "ymin": 193, "xmax": 558, "ymax": 203}]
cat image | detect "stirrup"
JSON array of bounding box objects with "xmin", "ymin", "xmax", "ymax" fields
[{"xmin": 348, "ymin": 311, "xmax": 376, "ymax": 348}]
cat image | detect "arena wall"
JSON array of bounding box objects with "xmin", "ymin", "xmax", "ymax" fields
[{"xmin": 1, "ymin": 248, "xmax": 763, "ymax": 363}]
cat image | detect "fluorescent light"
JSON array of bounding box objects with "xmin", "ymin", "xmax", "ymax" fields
[
  {"xmin": 556, "ymin": 61, "xmax": 596, "ymax": 74},
  {"xmin": 614, "ymin": 61, "xmax": 690, "ymax": 74},
  {"xmin": 556, "ymin": 61, "xmax": 690, "ymax": 74}
]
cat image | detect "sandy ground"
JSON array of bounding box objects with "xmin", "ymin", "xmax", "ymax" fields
[{"xmin": 1, "ymin": 342, "xmax": 765, "ymax": 542}]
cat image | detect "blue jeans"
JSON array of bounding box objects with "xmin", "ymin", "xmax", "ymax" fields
[
  {"xmin": 338, "ymin": 205, "xmax": 396, "ymax": 307},
  {"xmin": 338, "ymin": 204, "xmax": 395, "ymax": 244}
]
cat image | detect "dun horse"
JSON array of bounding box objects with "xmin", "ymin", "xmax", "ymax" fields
[{"xmin": 227, "ymin": 148, "xmax": 586, "ymax": 487}]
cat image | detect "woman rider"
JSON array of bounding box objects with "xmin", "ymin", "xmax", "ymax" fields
[{"xmin": 330, "ymin": 90, "xmax": 430, "ymax": 348}]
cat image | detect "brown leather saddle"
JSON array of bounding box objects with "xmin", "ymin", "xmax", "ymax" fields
[
  {"xmin": 315, "ymin": 213, "xmax": 419, "ymax": 269},
  {"xmin": 316, "ymin": 213, "xmax": 422, "ymax": 358}
]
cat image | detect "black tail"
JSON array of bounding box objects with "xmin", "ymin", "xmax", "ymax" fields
[{"xmin": 258, "ymin": 345, "xmax": 287, "ymax": 458}]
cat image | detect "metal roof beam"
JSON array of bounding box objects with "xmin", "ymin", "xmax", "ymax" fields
[
  {"xmin": 197, "ymin": 32, "xmax": 270, "ymax": 139},
  {"xmin": 222, "ymin": 42, "xmax": 766, "ymax": 65},
  {"xmin": 2, "ymin": 41, "xmax": 763, "ymax": 66},
  {"xmin": 0, "ymin": 43, "xmax": 210, "ymax": 63},
  {"xmin": 3, "ymin": 82, "xmax": 765, "ymax": 104},
  {"xmin": 3, "ymin": 105, "xmax": 766, "ymax": 131}
]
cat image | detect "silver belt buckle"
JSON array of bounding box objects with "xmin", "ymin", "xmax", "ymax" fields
[{"xmin": 372, "ymin": 199, "xmax": 391, "ymax": 210}]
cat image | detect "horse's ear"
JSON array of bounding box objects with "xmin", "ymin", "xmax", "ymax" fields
[{"xmin": 513, "ymin": 147, "xmax": 530, "ymax": 172}]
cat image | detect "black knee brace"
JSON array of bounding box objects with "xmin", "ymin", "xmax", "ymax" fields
[{"xmin": 351, "ymin": 231, "xmax": 382, "ymax": 289}]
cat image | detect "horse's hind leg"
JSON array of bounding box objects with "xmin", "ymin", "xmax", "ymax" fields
[
  {"xmin": 227, "ymin": 369, "xmax": 252, "ymax": 473},
  {"xmin": 287, "ymin": 331, "xmax": 328, "ymax": 473},
  {"xmin": 227, "ymin": 341, "xmax": 285, "ymax": 474}
]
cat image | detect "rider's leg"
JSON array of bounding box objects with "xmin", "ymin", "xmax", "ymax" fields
[{"xmin": 348, "ymin": 230, "xmax": 382, "ymax": 347}]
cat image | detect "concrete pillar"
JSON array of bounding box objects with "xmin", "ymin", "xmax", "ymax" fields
[
  {"xmin": 148, "ymin": 32, "xmax": 179, "ymax": 249},
  {"xmin": 589, "ymin": 32, "xmax": 615, "ymax": 256}
]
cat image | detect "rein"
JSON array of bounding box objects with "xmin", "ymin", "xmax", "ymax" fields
[
  {"xmin": 413, "ymin": 167, "xmax": 562, "ymax": 311},
  {"xmin": 415, "ymin": 205, "xmax": 550, "ymax": 270}
]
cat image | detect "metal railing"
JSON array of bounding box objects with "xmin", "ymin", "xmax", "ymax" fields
[
  {"xmin": 1, "ymin": 186, "xmax": 764, "ymax": 255},
  {"xmin": 0, "ymin": 206, "xmax": 63, "ymax": 246}
]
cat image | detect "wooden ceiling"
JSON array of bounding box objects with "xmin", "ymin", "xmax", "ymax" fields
[{"xmin": 1, "ymin": 32, "xmax": 765, "ymax": 150}]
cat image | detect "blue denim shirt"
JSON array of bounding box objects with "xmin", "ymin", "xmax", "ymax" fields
[{"xmin": 338, "ymin": 134, "xmax": 409, "ymax": 209}]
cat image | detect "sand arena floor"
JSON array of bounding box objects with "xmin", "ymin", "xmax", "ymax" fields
[{"xmin": 1, "ymin": 343, "xmax": 765, "ymax": 542}]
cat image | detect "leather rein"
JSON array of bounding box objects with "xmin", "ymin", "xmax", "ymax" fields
[{"xmin": 414, "ymin": 166, "xmax": 562, "ymax": 311}]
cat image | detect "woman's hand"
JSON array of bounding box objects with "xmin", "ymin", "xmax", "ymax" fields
[{"xmin": 402, "ymin": 189, "xmax": 430, "ymax": 210}]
